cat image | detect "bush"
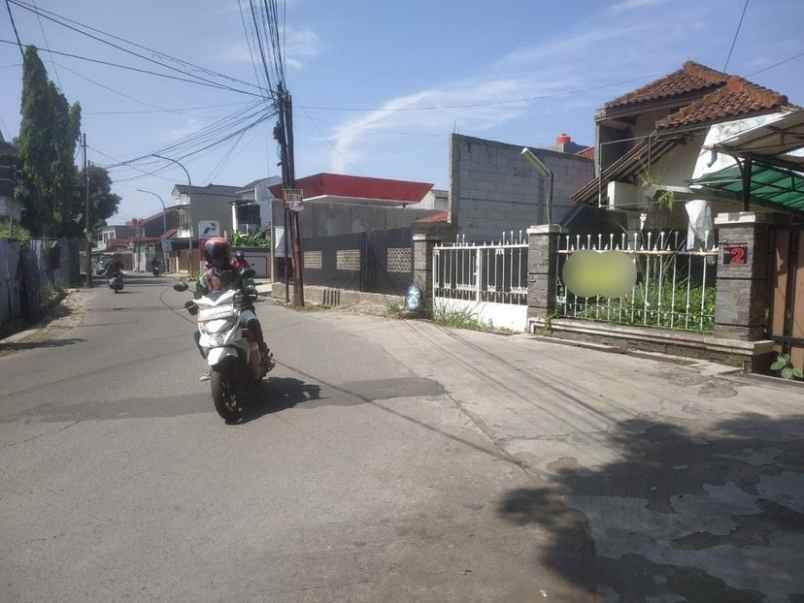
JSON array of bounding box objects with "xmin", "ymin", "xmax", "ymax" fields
[{"xmin": 0, "ymin": 222, "xmax": 31, "ymax": 242}]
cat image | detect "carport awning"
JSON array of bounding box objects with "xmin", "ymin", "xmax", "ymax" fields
[
  {"xmin": 713, "ymin": 109, "xmax": 804, "ymax": 169},
  {"xmin": 690, "ymin": 162, "xmax": 804, "ymax": 213}
]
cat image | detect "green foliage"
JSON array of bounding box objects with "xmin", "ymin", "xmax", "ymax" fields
[
  {"xmin": 638, "ymin": 170, "xmax": 675, "ymax": 210},
  {"xmin": 232, "ymin": 231, "xmax": 271, "ymax": 248},
  {"xmin": 432, "ymin": 304, "xmax": 513, "ymax": 334},
  {"xmin": 385, "ymin": 299, "xmax": 404, "ymax": 318},
  {"xmin": 15, "ymin": 46, "xmax": 82, "ymax": 237},
  {"xmin": 770, "ymin": 353, "xmax": 804, "ymax": 380},
  {"xmin": 74, "ymin": 165, "xmax": 121, "ymax": 238},
  {"xmin": 562, "ymin": 281, "xmax": 716, "ymax": 332},
  {"xmin": 0, "ymin": 222, "xmax": 31, "ymax": 242}
]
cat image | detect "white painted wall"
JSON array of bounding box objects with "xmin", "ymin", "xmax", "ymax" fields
[{"xmin": 434, "ymin": 297, "xmax": 528, "ymax": 332}]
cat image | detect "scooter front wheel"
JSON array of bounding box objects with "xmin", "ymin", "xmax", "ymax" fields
[{"xmin": 210, "ymin": 368, "xmax": 243, "ymax": 424}]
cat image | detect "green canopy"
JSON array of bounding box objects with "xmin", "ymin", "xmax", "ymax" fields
[{"xmin": 690, "ymin": 162, "xmax": 804, "ymax": 213}]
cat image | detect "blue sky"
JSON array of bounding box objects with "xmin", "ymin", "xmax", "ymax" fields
[{"xmin": 2, "ymin": 0, "xmax": 803, "ymax": 223}]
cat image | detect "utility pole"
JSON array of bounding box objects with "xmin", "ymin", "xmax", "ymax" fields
[
  {"xmin": 274, "ymin": 84, "xmax": 304, "ymax": 306},
  {"xmin": 82, "ymin": 133, "xmax": 92, "ymax": 287}
]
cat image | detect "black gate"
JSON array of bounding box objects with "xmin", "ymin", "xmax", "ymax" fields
[{"xmin": 302, "ymin": 228, "xmax": 412, "ymax": 295}]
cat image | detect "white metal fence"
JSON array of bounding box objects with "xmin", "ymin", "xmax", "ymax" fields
[
  {"xmin": 432, "ymin": 232, "xmax": 529, "ymax": 331},
  {"xmin": 555, "ymin": 230, "xmax": 719, "ymax": 332}
]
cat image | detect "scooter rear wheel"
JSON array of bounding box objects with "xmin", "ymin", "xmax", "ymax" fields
[{"xmin": 210, "ymin": 368, "xmax": 242, "ymax": 424}]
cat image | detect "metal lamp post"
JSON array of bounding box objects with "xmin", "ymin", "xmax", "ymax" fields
[
  {"xmin": 150, "ymin": 154, "xmax": 195, "ymax": 275},
  {"xmin": 137, "ymin": 188, "xmax": 169, "ymax": 271},
  {"xmin": 521, "ymin": 148, "xmax": 554, "ymax": 225}
]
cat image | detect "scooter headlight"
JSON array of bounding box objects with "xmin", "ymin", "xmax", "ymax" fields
[{"xmin": 203, "ymin": 318, "xmax": 236, "ymax": 333}]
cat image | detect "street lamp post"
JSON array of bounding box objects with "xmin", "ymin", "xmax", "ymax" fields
[
  {"xmin": 137, "ymin": 188, "xmax": 168, "ymax": 271},
  {"xmin": 521, "ymin": 148, "xmax": 554, "ymax": 225},
  {"xmin": 151, "ymin": 154, "xmax": 195, "ymax": 275}
]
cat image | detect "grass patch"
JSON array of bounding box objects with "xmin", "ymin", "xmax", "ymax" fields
[
  {"xmin": 385, "ymin": 299, "xmax": 405, "ymax": 318},
  {"xmin": 432, "ymin": 304, "xmax": 513, "ymax": 335}
]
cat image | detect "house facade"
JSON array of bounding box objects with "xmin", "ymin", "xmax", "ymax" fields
[
  {"xmin": 572, "ymin": 61, "xmax": 797, "ymax": 237},
  {"xmin": 171, "ymin": 183, "xmax": 242, "ymax": 241}
]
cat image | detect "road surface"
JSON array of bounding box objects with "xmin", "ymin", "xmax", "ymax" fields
[{"xmin": 1, "ymin": 274, "xmax": 803, "ymax": 602}]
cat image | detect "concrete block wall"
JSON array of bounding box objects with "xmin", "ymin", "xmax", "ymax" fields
[{"xmin": 449, "ymin": 134, "xmax": 594, "ymax": 242}]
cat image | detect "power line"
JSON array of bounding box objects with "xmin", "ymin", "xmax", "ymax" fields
[
  {"xmin": 4, "ymin": 0, "xmax": 24, "ymax": 58},
  {"xmin": 748, "ymin": 48, "xmax": 804, "ymax": 77},
  {"xmin": 237, "ymin": 0, "xmax": 269, "ymax": 94},
  {"xmin": 54, "ymin": 61, "xmax": 168, "ymax": 111},
  {"xmin": 723, "ymin": 0, "xmax": 750, "ymax": 72},
  {"xmin": 85, "ymin": 102, "xmax": 254, "ymax": 116},
  {"xmin": 8, "ymin": 0, "xmax": 265, "ymax": 94},
  {"xmin": 30, "ymin": 0, "xmax": 61, "ymax": 88},
  {"xmin": 0, "ymin": 39, "xmax": 267, "ymax": 97}
]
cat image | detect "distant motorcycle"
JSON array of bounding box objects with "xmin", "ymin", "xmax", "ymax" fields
[
  {"xmin": 108, "ymin": 272, "xmax": 124, "ymax": 293},
  {"xmin": 174, "ymin": 273, "xmax": 274, "ymax": 423},
  {"xmin": 152, "ymin": 265, "xmax": 161, "ymax": 277}
]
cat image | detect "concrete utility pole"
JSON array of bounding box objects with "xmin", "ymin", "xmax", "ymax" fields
[{"xmin": 82, "ymin": 133, "xmax": 92, "ymax": 288}]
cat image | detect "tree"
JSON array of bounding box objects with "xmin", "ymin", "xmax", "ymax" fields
[
  {"xmin": 14, "ymin": 46, "xmax": 81, "ymax": 237},
  {"xmin": 75, "ymin": 165, "xmax": 121, "ymax": 236}
]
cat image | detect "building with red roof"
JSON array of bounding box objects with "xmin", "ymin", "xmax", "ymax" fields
[{"xmin": 572, "ymin": 60, "xmax": 799, "ymax": 231}]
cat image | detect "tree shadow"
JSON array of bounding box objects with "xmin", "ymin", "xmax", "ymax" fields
[
  {"xmin": 497, "ymin": 413, "xmax": 804, "ymax": 601},
  {"xmin": 0, "ymin": 337, "xmax": 86, "ymax": 353},
  {"xmin": 240, "ymin": 377, "xmax": 322, "ymax": 423}
]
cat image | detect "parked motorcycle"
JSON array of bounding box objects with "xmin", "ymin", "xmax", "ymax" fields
[
  {"xmin": 152, "ymin": 265, "xmax": 161, "ymax": 277},
  {"xmin": 108, "ymin": 272, "xmax": 124, "ymax": 293},
  {"xmin": 174, "ymin": 275, "xmax": 274, "ymax": 423}
]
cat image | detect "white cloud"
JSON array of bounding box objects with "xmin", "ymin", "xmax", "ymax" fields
[
  {"xmin": 284, "ymin": 27, "xmax": 321, "ymax": 70},
  {"xmin": 609, "ymin": 0, "xmax": 667, "ymax": 13},
  {"xmin": 222, "ymin": 26, "xmax": 320, "ymax": 70},
  {"xmin": 327, "ymin": 20, "xmax": 666, "ymax": 173},
  {"xmin": 328, "ymin": 79, "xmax": 530, "ymax": 172}
]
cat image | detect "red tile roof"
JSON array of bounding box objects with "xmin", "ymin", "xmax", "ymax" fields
[
  {"xmin": 415, "ymin": 210, "xmax": 449, "ymax": 224},
  {"xmin": 656, "ymin": 76, "xmax": 789, "ymax": 130},
  {"xmin": 605, "ymin": 61, "xmax": 728, "ymax": 110},
  {"xmin": 269, "ymin": 173, "xmax": 433, "ymax": 204},
  {"xmin": 576, "ymin": 146, "xmax": 595, "ymax": 160}
]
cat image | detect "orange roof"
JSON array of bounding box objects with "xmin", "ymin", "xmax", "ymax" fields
[
  {"xmin": 416, "ymin": 210, "xmax": 448, "ymax": 224},
  {"xmin": 576, "ymin": 146, "xmax": 594, "ymax": 160},
  {"xmin": 605, "ymin": 61, "xmax": 728, "ymax": 110},
  {"xmin": 656, "ymin": 77, "xmax": 789, "ymax": 130}
]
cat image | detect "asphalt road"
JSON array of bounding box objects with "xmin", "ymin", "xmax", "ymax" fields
[
  {"xmin": 2, "ymin": 274, "xmax": 804, "ymax": 602},
  {"xmin": 0, "ymin": 275, "xmax": 550, "ymax": 602}
]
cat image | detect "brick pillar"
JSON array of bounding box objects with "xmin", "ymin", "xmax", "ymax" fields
[
  {"xmin": 527, "ymin": 224, "xmax": 564, "ymax": 321},
  {"xmin": 412, "ymin": 223, "xmax": 456, "ymax": 312},
  {"xmin": 713, "ymin": 212, "xmax": 773, "ymax": 340}
]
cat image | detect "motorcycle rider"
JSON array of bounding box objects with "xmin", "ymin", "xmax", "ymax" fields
[{"xmin": 189, "ymin": 238, "xmax": 269, "ymax": 381}]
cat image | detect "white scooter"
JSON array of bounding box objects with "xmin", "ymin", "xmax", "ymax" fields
[{"xmin": 174, "ymin": 278, "xmax": 274, "ymax": 423}]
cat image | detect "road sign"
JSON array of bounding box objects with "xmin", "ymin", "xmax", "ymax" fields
[
  {"xmin": 198, "ymin": 220, "xmax": 220, "ymax": 238},
  {"xmin": 283, "ymin": 188, "xmax": 304, "ymax": 213}
]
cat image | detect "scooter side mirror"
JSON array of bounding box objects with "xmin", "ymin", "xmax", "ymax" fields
[{"xmin": 173, "ymin": 281, "xmax": 189, "ymax": 292}]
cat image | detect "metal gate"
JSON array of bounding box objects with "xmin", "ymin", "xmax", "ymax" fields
[
  {"xmin": 769, "ymin": 224, "xmax": 804, "ymax": 370},
  {"xmin": 432, "ymin": 232, "xmax": 528, "ymax": 332}
]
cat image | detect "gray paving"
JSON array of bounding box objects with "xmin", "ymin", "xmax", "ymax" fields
[{"xmin": 1, "ymin": 274, "xmax": 803, "ymax": 602}]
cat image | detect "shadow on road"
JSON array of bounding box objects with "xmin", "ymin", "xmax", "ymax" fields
[
  {"xmin": 0, "ymin": 337, "xmax": 86, "ymax": 353},
  {"xmin": 241, "ymin": 377, "xmax": 322, "ymax": 423},
  {"xmin": 497, "ymin": 413, "xmax": 804, "ymax": 601}
]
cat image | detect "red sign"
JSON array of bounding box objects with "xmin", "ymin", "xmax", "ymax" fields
[{"xmin": 723, "ymin": 244, "xmax": 748, "ymax": 265}]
